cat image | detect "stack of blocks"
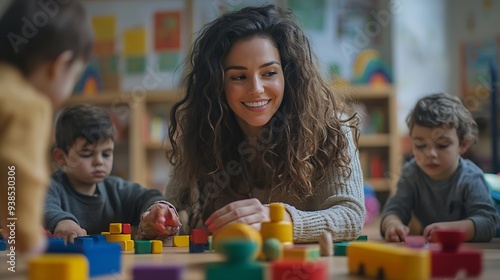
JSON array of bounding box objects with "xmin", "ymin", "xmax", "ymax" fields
[
  {"xmin": 189, "ymin": 229, "xmax": 208, "ymax": 253},
  {"xmin": 102, "ymin": 223, "xmax": 134, "ymax": 252},
  {"xmin": 30, "ymin": 234, "xmax": 121, "ymax": 279}
]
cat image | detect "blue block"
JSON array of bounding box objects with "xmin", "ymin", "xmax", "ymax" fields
[
  {"xmin": 47, "ymin": 242, "xmax": 121, "ymax": 277},
  {"xmin": 47, "ymin": 238, "xmax": 65, "ymax": 247},
  {"xmin": 74, "ymin": 237, "xmax": 94, "ymax": 247},
  {"xmin": 88, "ymin": 234, "xmax": 107, "ymax": 244},
  {"xmin": 189, "ymin": 240, "xmax": 204, "ymax": 253},
  {"xmin": 0, "ymin": 240, "xmax": 7, "ymax": 251}
]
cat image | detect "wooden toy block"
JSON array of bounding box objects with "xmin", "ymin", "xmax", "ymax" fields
[
  {"xmin": 74, "ymin": 237, "xmax": 94, "ymax": 247},
  {"xmin": 173, "ymin": 235, "xmax": 189, "ymax": 247},
  {"xmin": 0, "ymin": 240, "xmax": 7, "ymax": 251},
  {"xmin": 333, "ymin": 237, "xmax": 367, "ymax": 256},
  {"xmin": 260, "ymin": 203, "xmax": 293, "ymax": 245},
  {"xmin": 334, "ymin": 241, "xmax": 349, "ymax": 256},
  {"xmin": 430, "ymin": 229, "xmax": 482, "ymax": 278},
  {"xmin": 262, "ymin": 238, "xmax": 283, "ymax": 261},
  {"xmin": 283, "ymin": 245, "xmax": 320, "ymax": 261},
  {"xmin": 347, "ymin": 242, "xmax": 430, "ymax": 280},
  {"xmin": 117, "ymin": 240, "xmax": 134, "ymax": 251},
  {"xmin": 213, "ymin": 223, "xmax": 262, "ymax": 259},
  {"xmin": 105, "ymin": 233, "xmax": 131, "ymax": 243},
  {"xmin": 271, "ymin": 260, "xmax": 328, "ymax": 280},
  {"xmin": 151, "ymin": 240, "xmax": 163, "ymax": 254},
  {"xmin": 121, "ymin": 223, "xmax": 131, "ymax": 234},
  {"xmin": 109, "ymin": 223, "xmax": 122, "ymax": 234},
  {"xmin": 28, "ymin": 254, "xmax": 88, "ymax": 280},
  {"xmin": 46, "ymin": 242, "xmax": 121, "ymax": 277},
  {"xmin": 356, "ymin": 235, "xmax": 368, "ymax": 241},
  {"xmin": 318, "ymin": 231, "xmax": 333, "ymax": 256},
  {"xmin": 189, "ymin": 238, "xmax": 205, "ymax": 253},
  {"xmin": 133, "ymin": 264, "xmax": 184, "ymax": 280},
  {"xmin": 206, "ymin": 240, "xmax": 263, "ymax": 280},
  {"xmin": 135, "ymin": 240, "xmax": 152, "ymax": 254},
  {"xmin": 191, "ymin": 228, "xmax": 208, "ymax": 244},
  {"xmin": 88, "ymin": 234, "xmax": 107, "ymax": 244},
  {"xmin": 101, "ymin": 232, "xmax": 110, "ymax": 235},
  {"xmin": 403, "ymin": 235, "xmax": 427, "ymax": 248},
  {"xmin": 47, "ymin": 238, "xmax": 65, "ymax": 248}
]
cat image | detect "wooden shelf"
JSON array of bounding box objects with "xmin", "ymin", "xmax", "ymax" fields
[
  {"xmin": 359, "ymin": 133, "xmax": 390, "ymax": 147},
  {"xmin": 145, "ymin": 141, "xmax": 172, "ymax": 150},
  {"xmin": 64, "ymin": 90, "xmax": 181, "ymax": 106},
  {"xmin": 350, "ymin": 85, "xmax": 400, "ymax": 193}
]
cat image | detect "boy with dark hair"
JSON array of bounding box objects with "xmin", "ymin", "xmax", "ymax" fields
[
  {"xmin": 381, "ymin": 93, "xmax": 499, "ymax": 242},
  {"xmin": 0, "ymin": 0, "xmax": 93, "ymax": 255},
  {"xmin": 45, "ymin": 104, "xmax": 181, "ymax": 243}
]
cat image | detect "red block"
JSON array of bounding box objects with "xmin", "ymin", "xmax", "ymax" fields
[
  {"xmin": 191, "ymin": 229, "xmax": 208, "ymax": 245},
  {"xmin": 271, "ymin": 260, "xmax": 328, "ymax": 280},
  {"xmin": 431, "ymin": 249, "xmax": 482, "ymax": 277},
  {"xmin": 122, "ymin": 223, "xmax": 131, "ymax": 234}
]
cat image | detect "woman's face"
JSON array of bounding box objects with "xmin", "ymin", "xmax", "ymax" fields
[{"xmin": 223, "ymin": 36, "xmax": 285, "ymax": 137}]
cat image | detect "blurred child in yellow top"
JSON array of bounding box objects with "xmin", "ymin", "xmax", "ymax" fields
[{"xmin": 0, "ymin": 0, "xmax": 93, "ymax": 255}]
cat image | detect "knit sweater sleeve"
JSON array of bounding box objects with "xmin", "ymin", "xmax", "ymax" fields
[{"xmin": 284, "ymin": 126, "xmax": 366, "ymax": 243}]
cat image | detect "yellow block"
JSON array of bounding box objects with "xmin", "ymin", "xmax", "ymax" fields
[
  {"xmin": 173, "ymin": 235, "xmax": 189, "ymax": 247},
  {"xmin": 118, "ymin": 240, "xmax": 135, "ymax": 251},
  {"xmin": 105, "ymin": 233, "xmax": 131, "ymax": 242},
  {"xmin": 213, "ymin": 223, "xmax": 262, "ymax": 260},
  {"xmin": 101, "ymin": 232, "xmax": 110, "ymax": 235},
  {"xmin": 28, "ymin": 254, "xmax": 88, "ymax": 280},
  {"xmin": 283, "ymin": 245, "xmax": 320, "ymax": 261},
  {"xmin": 152, "ymin": 240, "xmax": 163, "ymax": 254},
  {"xmin": 109, "ymin": 223, "xmax": 122, "ymax": 234},
  {"xmin": 348, "ymin": 242, "xmax": 429, "ymax": 280},
  {"xmin": 261, "ymin": 221, "xmax": 293, "ymax": 245}
]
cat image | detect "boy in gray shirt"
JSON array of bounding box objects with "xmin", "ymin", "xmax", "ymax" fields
[
  {"xmin": 45, "ymin": 104, "xmax": 181, "ymax": 243},
  {"xmin": 381, "ymin": 93, "xmax": 498, "ymax": 242}
]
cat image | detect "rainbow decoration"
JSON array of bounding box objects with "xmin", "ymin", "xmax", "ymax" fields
[
  {"xmin": 73, "ymin": 60, "xmax": 103, "ymax": 95},
  {"xmin": 352, "ymin": 49, "xmax": 392, "ymax": 85}
]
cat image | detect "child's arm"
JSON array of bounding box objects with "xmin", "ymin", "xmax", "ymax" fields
[
  {"xmin": 381, "ymin": 214, "xmax": 410, "ymax": 242},
  {"xmin": 423, "ymin": 220, "xmax": 475, "ymax": 242},
  {"xmin": 137, "ymin": 201, "xmax": 181, "ymax": 239},
  {"xmin": 53, "ymin": 219, "xmax": 87, "ymax": 243}
]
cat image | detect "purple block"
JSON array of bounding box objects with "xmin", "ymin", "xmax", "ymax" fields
[{"xmin": 132, "ymin": 264, "xmax": 183, "ymax": 280}]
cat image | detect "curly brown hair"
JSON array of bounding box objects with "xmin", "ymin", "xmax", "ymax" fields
[
  {"xmin": 406, "ymin": 92, "xmax": 478, "ymax": 144},
  {"xmin": 168, "ymin": 5, "xmax": 359, "ymax": 210}
]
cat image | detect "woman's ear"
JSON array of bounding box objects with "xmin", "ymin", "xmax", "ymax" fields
[
  {"xmin": 53, "ymin": 148, "xmax": 67, "ymax": 166},
  {"xmin": 459, "ymin": 139, "xmax": 473, "ymax": 155}
]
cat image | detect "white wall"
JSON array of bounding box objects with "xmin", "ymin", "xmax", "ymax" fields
[{"xmin": 393, "ymin": 0, "xmax": 449, "ymax": 134}]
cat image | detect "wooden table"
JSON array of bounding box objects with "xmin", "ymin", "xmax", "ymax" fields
[{"xmin": 1, "ymin": 239, "xmax": 500, "ymax": 279}]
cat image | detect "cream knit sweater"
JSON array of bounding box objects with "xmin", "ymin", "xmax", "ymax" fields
[{"xmin": 166, "ymin": 127, "xmax": 365, "ymax": 243}]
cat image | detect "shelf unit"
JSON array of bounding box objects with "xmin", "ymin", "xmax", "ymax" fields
[
  {"xmin": 349, "ymin": 85, "xmax": 400, "ymax": 193},
  {"xmin": 63, "ymin": 90, "xmax": 181, "ymax": 189}
]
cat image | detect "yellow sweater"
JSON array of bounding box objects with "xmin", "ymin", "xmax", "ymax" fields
[{"xmin": 0, "ymin": 63, "xmax": 52, "ymax": 253}]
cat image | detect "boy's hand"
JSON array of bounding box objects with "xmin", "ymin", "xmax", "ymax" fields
[
  {"xmin": 139, "ymin": 201, "xmax": 182, "ymax": 240},
  {"xmin": 384, "ymin": 222, "xmax": 410, "ymax": 242},
  {"xmin": 53, "ymin": 220, "xmax": 87, "ymax": 243},
  {"xmin": 423, "ymin": 220, "xmax": 474, "ymax": 242}
]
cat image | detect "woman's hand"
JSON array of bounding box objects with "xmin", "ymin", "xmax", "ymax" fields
[
  {"xmin": 139, "ymin": 201, "xmax": 182, "ymax": 239},
  {"xmin": 205, "ymin": 198, "xmax": 270, "ymax": 232}
]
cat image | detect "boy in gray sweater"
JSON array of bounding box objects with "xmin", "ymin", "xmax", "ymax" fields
[
  {"xmin": 381, "ymin": 93, "xmax": 498, "ymax": 242},
  {"xmin": 45, "ymin": 104, "xmax": 181, "ymax": 243}
]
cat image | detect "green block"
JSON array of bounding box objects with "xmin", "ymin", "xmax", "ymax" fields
[
  {"xmin": 356, "ymin": 235, "xmax": 368, "ymax": 241},
  {"xmin": 206, "ymin": 262, "xmax": 263, "ymax": 280},
  {"xmin": 135, "ymin": 240, "xmax": 152, "ymax": 254},
  {"xmin": 334, "ymin": 241, "xmax": 349, "ymax": 256}
]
